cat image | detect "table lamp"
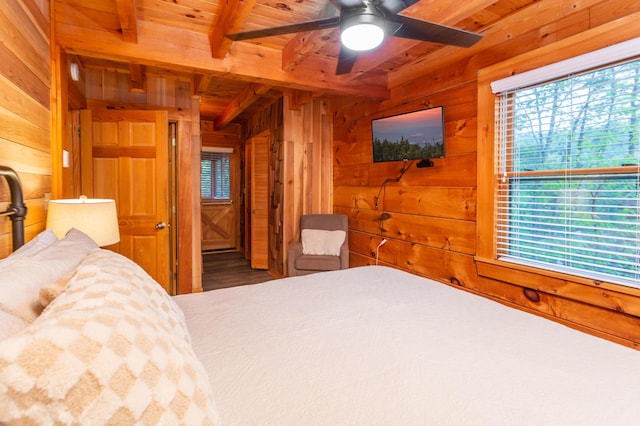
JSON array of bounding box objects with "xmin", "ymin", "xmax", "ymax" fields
[{"xmin": 46, "ymin": 196, "xmax": 120, "ymax": 246}]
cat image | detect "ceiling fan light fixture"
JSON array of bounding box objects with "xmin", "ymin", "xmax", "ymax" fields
[
  {"xmin": 340, "ymin": 7, "xmax": 385, "ymax": 52},
  {"xmin": 341, "ymin": 23, "xmax": 384, "ymax": 51}
]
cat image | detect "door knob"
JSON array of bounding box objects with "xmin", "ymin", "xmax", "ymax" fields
[{"xmin": 155, "ymin": 222, "xmax": 167, "ymax": 230}]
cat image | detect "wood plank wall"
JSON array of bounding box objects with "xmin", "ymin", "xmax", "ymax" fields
[
  {"xmin": 282, "ymin": 94, "xmax": 333, "ymax": 274},
  {"xmin": 332, "ymin": 0, "xmax": 640, "ymax": 347},
  {"xmin": 244, "ymin": 93, "xmax": 333, "ymax": 277},
  {"xmin": 0, "ymin": 1, "xmax": 51, "ymax": 258}
]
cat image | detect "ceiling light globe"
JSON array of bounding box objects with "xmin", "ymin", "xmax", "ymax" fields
[{"xmin": 341, "ymin": 23, "xmax": 384, "ymax": 51}]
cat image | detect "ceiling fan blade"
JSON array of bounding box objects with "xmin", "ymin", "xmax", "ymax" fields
[
  {"xmin": 378, "ymin": 0, "xmax": 421, "ymax": 15},
  {"xmin": 226, "ymin": 17, "xmax": 341, "ymax": 41},
  {"xmin": 391, "ymin": 15, "xmax": 482, "ymax": 47},
  {"xmin": 336, "ymin": 46, "xmax": 359, "ymax": 75}
]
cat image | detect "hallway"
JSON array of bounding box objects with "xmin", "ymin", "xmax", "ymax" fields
[{"xmin": 202, "ymin": 251, "xmax": 274, "ymax": 291}]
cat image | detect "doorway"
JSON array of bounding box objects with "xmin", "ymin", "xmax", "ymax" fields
[
  {"xmin": 199, "ymin": 130, "xmax": 270, "ymax": 286},
  {"xmin": 80, "ymin": 109, "xmax": 172, "ymax": 292},
  {"xmin": 200, "ymin": 147, "xmax": 238, "ymax": 251}
]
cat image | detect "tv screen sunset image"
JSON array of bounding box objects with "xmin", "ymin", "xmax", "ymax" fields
[{"xmin": 372, "ymin": 106, "xmax": 445, "ymax": 162}]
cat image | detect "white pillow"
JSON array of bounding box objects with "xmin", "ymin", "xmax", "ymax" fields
[
  {"xmin": 0, "ymin": 228, "xmax": 98, "ymax": 337},
  {"xmin": 301, "ymin": 229, "xmax": 346, "ymax": 256},
  {"xmin": 0, "ymin": 229, "xmax": 57, "ymax": 266},
  {"xmin": 29, "ymin": 228, "xmax": 98, "ymax": 265}
]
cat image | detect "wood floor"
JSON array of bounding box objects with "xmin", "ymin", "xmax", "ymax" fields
[{"xmin": 202, "ymin": 251, "xmax": 274, "ymax": 291}]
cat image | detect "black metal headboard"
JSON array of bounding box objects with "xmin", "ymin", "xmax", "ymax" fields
[{"xmin": 0, "ymin": 166, "xmax": 27, "ymax": 250}]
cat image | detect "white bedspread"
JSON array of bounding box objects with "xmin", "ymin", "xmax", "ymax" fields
[{"xmin": 174, "ymin": 265, "xmax": 640, "ymax": 425}]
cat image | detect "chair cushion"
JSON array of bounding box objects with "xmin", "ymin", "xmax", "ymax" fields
[
  {"xmin": 301, "ymin": 229, "xmax": 345, "ymax": 256},
  {"xmin": 295, "ymin": 254, "xmax": 341, "ymax": 271}
]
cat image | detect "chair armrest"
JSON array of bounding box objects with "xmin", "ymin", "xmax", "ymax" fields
[
  {"xmin": 287, "ymin": 242, "xmax": 303, "ymax": 276},
  {"xmin": 339, "ymin": 241, "xmax": 349, "ymax": 270}
]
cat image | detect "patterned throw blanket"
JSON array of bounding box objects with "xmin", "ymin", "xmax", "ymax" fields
[{"xmin": 0, "ymin": 249, "xmax": 219, "ymax": 425}]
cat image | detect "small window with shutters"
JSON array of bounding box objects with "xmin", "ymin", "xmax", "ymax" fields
[
  {"xmin": 201, "ymin": 149, "xmax": 231, "ymax": 201},
  {"xmin": 492, "ymin": 51, "xmax": 640, "ymax": 288}
]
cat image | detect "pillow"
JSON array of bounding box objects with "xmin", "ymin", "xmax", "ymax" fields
[
  {"xmin": 0, "ymin": 307, "xmax": 29, "ymax": 339},
  {"xmin": 0, "ymin": 249, "xmax": 219, "ymax": 425},
  {"xmin": 301, "ymin": 229, "xmax": 346, "ymax": 256},
  {"xmin": 30, "ymin": 228, "xmax": 98, "ymax": 264},
  {"xmin": 0, "ymin": 228, "xmax": 98, "ymax": 339},
  {"xmin": 0, "ymin": 229, "xmax": 57, "ymax": 266}
]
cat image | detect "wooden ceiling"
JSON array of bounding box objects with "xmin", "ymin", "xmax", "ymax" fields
[{"xmin": 54, "ymin": 0, "xmax": 538, "ymax": 128}]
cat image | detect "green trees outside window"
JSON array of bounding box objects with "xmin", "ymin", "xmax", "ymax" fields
[{"xmin": 201, "ymin": 152, "xmax": 230, "ymax": 200}]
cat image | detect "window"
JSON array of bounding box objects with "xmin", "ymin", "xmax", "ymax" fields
[
  {"xmin": 493, "ymin": 57, "xmax": 640, "ymax": 287},
  {"xmin": 201, "ymin": 150, "xmax": 231, "ymax": 200}
]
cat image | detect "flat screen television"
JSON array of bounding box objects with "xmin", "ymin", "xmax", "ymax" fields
[{"xmin": 372, "ymin": 106, "xmax": 445, "ymax": 164}]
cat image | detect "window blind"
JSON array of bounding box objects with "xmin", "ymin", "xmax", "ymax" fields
[
  {"xmin": 201, "ymin": 151, "xmax": 230, "ymax": 200},
  {"xmin": 495, "ymin": 58, "xmax": 640, "ymax": 287}
]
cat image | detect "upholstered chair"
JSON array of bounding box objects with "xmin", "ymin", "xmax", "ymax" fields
[{"xmin": 287, "ymin": 214, "xmax": 349, "ymax": 276}]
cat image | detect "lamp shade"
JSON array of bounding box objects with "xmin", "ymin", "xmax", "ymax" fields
[{"xmin": 47, "ymin": 197, "xmax": 120, "ymax": 246}]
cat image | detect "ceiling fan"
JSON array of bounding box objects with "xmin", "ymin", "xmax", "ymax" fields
[{"xmin": 226, "ymin": 0, "xmax": 483, "ymax": 75}]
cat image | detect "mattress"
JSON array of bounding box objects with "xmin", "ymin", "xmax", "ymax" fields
[{"xmin": 174, "ymin": 265, "xmax": 640, "ymax": 425}]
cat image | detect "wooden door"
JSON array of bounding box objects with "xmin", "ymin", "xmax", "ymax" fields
[
  {"xmin": 201, "ymin": 204, "xmax": 235, "ymax": 250},
  {"xmin": 201, "ymin": 148, "xmax": 239, "ymax": 251},
  {"xmin": 250, "ymin": 135, "xmax": 269, "ymax": 269},
  {"xmin": 81, "ymin": 109, "xmax": 171, "ymax": 292}
]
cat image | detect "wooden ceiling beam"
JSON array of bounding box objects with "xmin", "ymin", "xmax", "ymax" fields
[
  {"xmin": 282, "ymin": 28, "xmax": 337, "ymax": 72},
  {"xmin": 55, "ymin": 18, "xmax": 390, "ymax": 98},
  {"xmin": 281, "ymin": 2, "xmax": 340, "ymax": 73},
  {"xmin": 193, "ymin": 74, "xmax": 215, "ymax": 95},
  {"xmin": 115, "ymin": 0, "xmax": 138, "ymax": 43},
  {"xmin": 214, "ymin": 83, "xmax": 272, "ymax": 129},
  {"xmin": 128, "ymin": 63, "xmax": 144, "ymax": 92},
  {"xmin": 209, "ymin": 0, "xmax": 258, "ymax": 59}
]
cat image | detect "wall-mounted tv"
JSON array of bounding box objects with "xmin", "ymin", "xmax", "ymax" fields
[{"xmin": 372, "ymin": 106, "xmax": 445, "ymax": 164}]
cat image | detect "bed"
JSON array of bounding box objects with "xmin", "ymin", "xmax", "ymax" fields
[
  {"xmin": 2, "ymin": 167, "xmax": 640, "ymax": 425},
  {"xmin": 175, "ymin": 266, "xmax": 640, "ymax": 425}
]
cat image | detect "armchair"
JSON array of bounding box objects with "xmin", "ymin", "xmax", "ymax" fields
[{"xmin": 287, "ymin": 214, "xmax": 349, "ymax": 276}]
